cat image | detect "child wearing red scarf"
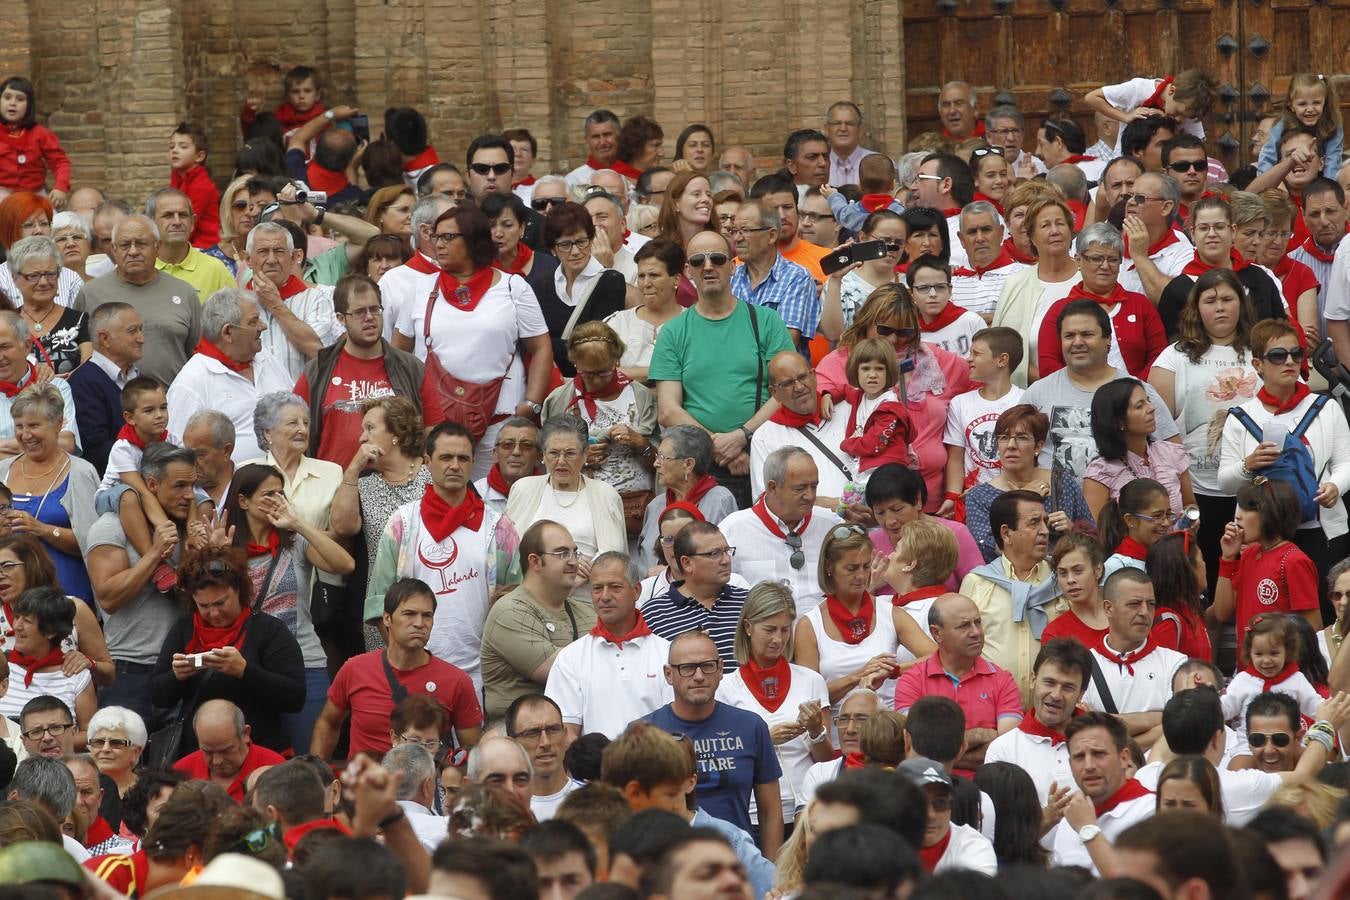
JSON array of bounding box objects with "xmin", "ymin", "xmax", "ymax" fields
[
  {"xmin": 1220, "ymin": 613, "xmax": 1325, "ymax": 743},
  {"xmin": 837, "ymin": 338, "xmax": 915, "ymax": 474}
]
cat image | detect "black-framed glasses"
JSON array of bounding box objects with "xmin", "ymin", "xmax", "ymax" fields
[
  {"xmin": 432, "ymin": 231, "xmax": 463, "ymax": 245},
  {"xmin": 1166, "ymin": 159, "xmax": 1207, "ymax": 173},
  {"xmin": 726, "ymin": 226, "xmax": 772, "ymax": 237},
  {"xmin": 969, "ymin": 146, "xmax": 1005, "ymax": 159},
  {"xmin": 1248, "ymin": 732, "xmax": 1292, "ymax": 748},
  {"xmin": 228, "ymin": 822, "xmax": 282, "ymax": 855},
  {"xmin": 554, "ymin": 238, "xmax": 592, "ymax": 253},
  {"xmin": 17, "ymin": 271, "xmax": 58, "ymax": 284},
  {"xmin": 470, "ymin": 162, "xmax": 512, "ymax": 176},
  {"xmin": 20, "ymin": 722, "xmax": 72, "ymax": 741},
  {"xmin": 910, "ymin": 282, "xmax": 951, "ymax": 296},
  {"xmin": 532, "ymin": 197, "xmax": 567, "ymax": 210},
  {"xmin": 340, "ymin": 305, "xmax": 384, "ymax": 320},
  {"xmin": 688, "ymin": 252, "xmax": 729, "ymax": 268},
  {"xmin": 785, "ymin": 532, "xmax": 805, "ymax": 570},
  {"xmin": 671, "ymin": 659, "xmax": 722, "ymax": 677},
  {"xmin": 1260, "ymin": 347, "xmax": 1305, "ymax": 365},
  {"xmin": 1080, "ymin": 253, "xmax": 1122, "ymax": 268},
  {"xmin": 512, "ymin": 723, "xmax": 565, "ymax": 743}
]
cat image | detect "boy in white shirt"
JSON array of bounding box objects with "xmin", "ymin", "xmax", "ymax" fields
[
  {"xmin": 1084, "ymin": 70, "xmax": 1217, "ymax": 156},
  {"xmin": 940, "ymin": 327, "xmax": 1025, "ymax": 515}
]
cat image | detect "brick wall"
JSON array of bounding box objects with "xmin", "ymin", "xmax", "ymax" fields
[{"xmin": 10, "ymin": 0, "xmax": 906, "ymax": 202}]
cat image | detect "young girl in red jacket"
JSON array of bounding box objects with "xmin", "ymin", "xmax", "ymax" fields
[
  {"xmin": 0, "ymin": 77, "xmax": 71, "ymax": 208},
  {"xmin": 838, "ymin": 337, "xmax": 916, "ymax": 477}
]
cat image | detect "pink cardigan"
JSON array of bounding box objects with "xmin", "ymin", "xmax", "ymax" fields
[{"xmin": 869, "ymin": 520, "xmax": 984, "ymax": 593}]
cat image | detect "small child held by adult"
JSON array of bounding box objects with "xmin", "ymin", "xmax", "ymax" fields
[
  {"xmin": 1222, "ymin": 612, "xmax": 1324, "ymax": 743},
  {"xmin": 837, "ymin": 337, "xmax": 915, "ymax": 477},
  {"xmin": 1255, "ymin": 73, "xmax": 1344, "ymax": 178},
  {"xmin": 168, "ymin": 122, "xmax": 220, "ymax": 249}
]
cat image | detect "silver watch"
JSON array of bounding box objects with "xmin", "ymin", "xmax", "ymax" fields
[
  {"xmin": 526, "ymin": 401, "xmax": 542, "ymax": 415},
  {"xmin": 1077, "ymin": 824, "xmax": 1102, "ymax": 844}
]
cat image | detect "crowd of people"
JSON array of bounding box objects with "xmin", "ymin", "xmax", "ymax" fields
[{"xmin": 0, "ymin": 61, "xmax": 1349, "ymax": 900}]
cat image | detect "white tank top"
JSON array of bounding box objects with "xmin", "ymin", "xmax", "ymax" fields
[{"xmin": 804, "ymin": 596, "xmax": 908, "ymax": 711}]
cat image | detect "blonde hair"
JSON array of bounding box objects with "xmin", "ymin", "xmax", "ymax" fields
[
  {"xmin": 1003, "ymin": 180, "xmax": 1062, "ymax": 217},
  {"xmin": 860, "ymin": 710, "xmax": 907, "ymax": 766},
  {"xmin": 734, "ymin": 580, "xmax": 797, "ymax": 664},
  {"xmin": 567, "ymin": 320, "xmax": 625, "ymax": 371},
  {"xmin": 10, "ymin": 382, "xmax": 64, "ymax": 425},
  {"xmin": 1267, "ymin": 780, "xmax": 1347, "ymax": 829},
  {"xmin": 1278, "ymin": 74, "xmax": 1343, "ymax": 146},
  {"xmin": 365, "ymin": 185, "xmax": 415, "ymax": 228},
  {"xmin": 1025, "ymin": 196, "xmax": 1075, "ymax": 257},
  {"xmin": 217, "ymin": 175, "xmax": 252, "ymax": 241},
  {"xmin": 817, "ymin": 525, "xmax": 875, "ymax": 595},
  {"xmin": 626, "ymin": 203, "xmax": 658, "ymax": 235},
  {"xmin": 773, "ymin": 802, "xmax": 812, "ymax": 894},
  {"xmin": 895, "ymin": 518, "xmax": 959, "ymax": 587}
]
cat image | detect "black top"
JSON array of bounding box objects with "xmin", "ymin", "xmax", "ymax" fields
[
  {"xmin": 31, "ymin": 306, "xmax": 89, "ymax": 375},
  {"xmin": 537, "ymin": 267, "xmax": 627, "ymax": 377},
  {"xmin": 150, "ymin": 609, "xmax": 306, "ymax": 754},
  {"xmin": 1158, "ymin": 265, "xmax": 1286, "ymax": 340}
]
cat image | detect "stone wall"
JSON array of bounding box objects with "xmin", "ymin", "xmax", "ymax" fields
[{"xmin": 5, "ymin": 0, "xmax": 906, "ymax": 202}]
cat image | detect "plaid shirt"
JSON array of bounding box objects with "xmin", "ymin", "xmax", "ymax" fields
[{"xmin": 731, "ymin": 254, "xmax": 821, "ymax": 343}]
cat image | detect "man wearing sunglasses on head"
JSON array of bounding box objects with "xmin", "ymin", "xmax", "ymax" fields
[{"xmin": 1035, "ymin": 118, "xmax": 1106, "ymax": 184}]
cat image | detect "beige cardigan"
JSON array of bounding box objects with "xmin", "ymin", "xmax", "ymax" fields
[{"xmin": 504, "ymin": 474, "xmax": 628, "ymax": 558}]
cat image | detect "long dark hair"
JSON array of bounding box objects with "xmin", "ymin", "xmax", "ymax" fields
[
  {"xmin": 974, "ymin": 762, "xmax": 1049, "ymax": 866},
  {"xmin": 1090, "ymin": 377, "xmax": 1149, "ymax": 462},
  {"xmin": 223, "ymin": 463, "xmax": 294, "ymax": 553},
  {"xmin": 1098, "ymin": 478, "xmax": 1167, "ymax": 551},
  {"xmin": 1285, "ymin": 612, "xmax": 1330, "ymax": 690},
  {"xmin": 1176, "ymin": 268, "xmax": 1255, "ymax": 364},
  {"xmin": 1147, "ymin": 531, "xmax": 1203, "ymax": 617}
]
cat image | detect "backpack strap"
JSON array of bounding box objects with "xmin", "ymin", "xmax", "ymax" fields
[
  {"xmin": 1291, "ymin": 394, "xmax": 1331, "ymax": 439},
  {"xmin": 1088, "ymin": 653, "xmax": 1119, "ymax": 715},
  {"xmin": 1227, "ymin": 406, "xmax": 1264, "ymax": 442}
]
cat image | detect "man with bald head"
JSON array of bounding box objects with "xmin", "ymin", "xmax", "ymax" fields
[
  {"xmin": 172, "ymin": 699, "xmax": 286, "ymax": 802},
  {"xmin": 68, "ymin": 187, "xmax": 106, "ymax": 219},
  {"xmin": 1119, "ymin": 172, "xmax": 1193, "ymax": 301},
  {"xmin": 894, "ymin": 593, "xmax": 1022, "ymax": 774},
  {"xmin": 718, "ymin": 147, "xmax": 756, "ymax": 187},
  {"xmin": 468, "ymin": 735, "xmax": 535, "ymax": 811},
  {"xmin": 74, "ymin": 214, "xmax": 202, "ymax": 385},
  {"xmin": 940, "ymin": 82, "xmax": 984, "ymax": 140},
  {"xmin": 649, "ymin": 230, "xmax": 795, "ymax": 507}
]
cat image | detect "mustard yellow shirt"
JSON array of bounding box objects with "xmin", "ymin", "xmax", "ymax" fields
[{"xmin": 959, "ymin": 556, "xmax": 1066, "ymax": 705}]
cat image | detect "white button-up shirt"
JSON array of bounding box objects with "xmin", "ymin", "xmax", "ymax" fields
[
  {"xmin": 749, "ymin": 408, "xmax": 857, "ymax": 500},
  {"xmin": 1049, "ymin": 790, "xmax": 1154, "ymax": 874},
  {"xmin": 984, "ymin": 720, "xmax": 1073, "ymax": 805},
  {"xmin": 87, "ymin": 351, "xmax": 138, "ymax": 390},
  {"xmin": 166, "ymin": 349, "xmax": 295, "ymax": 465},
  {"xmin": 257, "ymin": 282, "xmax": 339, "ymax": 379},
  {"xmin": 554, "ymin": 256, "xmax": 607, "ymax": 305},
  {"xmin": 1083, "ymin": 639, "xmax": 1187, "ymax": 715}
]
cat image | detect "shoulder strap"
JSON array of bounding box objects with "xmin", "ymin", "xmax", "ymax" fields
[
  {"xmin": 746, "ymin": 303, "xmax": 763, "ymax": 409},
  {"xmin": 381, "ymin": 651, "xmax": 411, "ymax": 704},
  {"xmin": 1228, "ymin": 406, "xmax": 1264, "ymax": 442},
  {"xmin": 561, "ymin": 271, "xmax": 604, "ymax": 342},
  {"xmin": 423, "ymin": 286, "xmax": 439, "ymax": 346},
  {"xmin": 795, "ymin": 425, "xmax": 854, "ymax": 481},
  {"xmin": 1088, "ymin": 653, "xmax": 1119, "ymax": 715},
  {"xmin": 1291, "ymin": 394, "xmax": 1331, "ymax": 439},
  {"xmin": 251, "ymin": 551, "xmax": 284, "ymax": 612}
]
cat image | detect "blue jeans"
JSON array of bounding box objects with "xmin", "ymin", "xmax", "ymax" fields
[{"xmin": 281, "ymin": 667, "xmax": 331, "ymax": 754}]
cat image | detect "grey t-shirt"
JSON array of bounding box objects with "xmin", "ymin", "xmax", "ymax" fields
[
  {"xmin": 74, "ymin": 271, "xmax": 201, "ymax": 386},
  {"xmin": 84, "ymin": 512, "xmax": 181, "ymax": 665},
  {"xmin": 1022, "ymin": 367, "xmax": 1180, "ymax": 478}
]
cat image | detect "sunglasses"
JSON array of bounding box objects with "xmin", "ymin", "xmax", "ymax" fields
[
  {"xmin": 970, "ymin": 146, "xmax": 1005, "ymax": 159},
  {"xmin": 532, "ymin": 197, "xmax": 566, "ymax": 211},
  {"xmin": 830, "ymin": 524, "xmax": 869, "ymax": 541},
  {"xmin": 1248, "ymin": 732, "xmax": 1292, "ymax": 748},
  {"xmin": 1260, "ymin": 347, "xmax": 1305, "ymax": 365},
  {"xmin": 785, "ymin": 532, "xmax": 805, "ymax": 570},
  {"xmin": 228, "ymin": 822, "xmax": 283, "ymax": 855},
  {"xmin": 874, "ymin": 324, "xmax": 918, "ymax": 340},
  {"xmin": 688, "ymin": 252, "xmax": 729, "ymax": 268},
  {"xmin": 1166, "ymin": 160, "xmax": 1208, "ymax": 173},
  {"xmin": 470, "ymin": 162, "xmax": 512, "ymax": 176}
]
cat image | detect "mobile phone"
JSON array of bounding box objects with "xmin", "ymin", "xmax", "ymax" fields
[
  {"xmin": 1261, "ymin": 422, "xmax": 1289, "ymax": 447},
  {"xmin": 820, "ymin": 240, "xmax": 889, "ymax": 276},
  {"xmin": 348, "ymin": 114, "xmax": 371, "ymax": 145},
  {"xmin": 192, "ymin": 652, "xmax": 206, "ymax": 668}
]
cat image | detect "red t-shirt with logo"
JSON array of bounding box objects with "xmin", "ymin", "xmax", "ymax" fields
[
  {"xmin": 1232, "ymin": 541, "xmax": 1319, "ymax": 648},
  {"xmin": 294, "ymin": 350, "xmax": 395, "ymax": 466},
  {"xmin": 328, "ymin": 650, "xmax": 483, "ymax": 756}
]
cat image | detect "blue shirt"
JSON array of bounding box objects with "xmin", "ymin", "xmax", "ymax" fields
[
  {"xmin": 641, "ymin": 582, "xmax": 748, "ymax": 672},
  {"xmin": 645, "ymin": 701, "xmax": 782, "ymax": 835},
  {"xmin": 730, "ymin": 254, "xmax": 821, "ymax": 345},
  {"xmin": 691, "ymin": 808, "xmax": 776, "ymax": 900}
]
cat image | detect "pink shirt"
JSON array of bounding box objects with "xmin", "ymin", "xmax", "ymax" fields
[
  {"xmin": 870, "ymin": 522, "xmax": 983, "ymax": 593},
  {"xmin": 1082, "ymin": 440, "xmax": 1190, "ymax": 516},
  {"xmin": 894, "ymin": 654, "xmax": 1023, "ymax": 730}
]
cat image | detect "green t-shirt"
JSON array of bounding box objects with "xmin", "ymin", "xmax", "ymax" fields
[{"xmin": 648, "ymin": 300, "xmax": 794, "ymax": 434}]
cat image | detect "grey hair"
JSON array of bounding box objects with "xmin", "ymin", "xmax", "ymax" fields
[
  {"xmin": 1147, "ymin": 172, "xmax": 1182, "ymax": 209},
  {"xmin": 90, "ymin": 302, "xmax": 137, "ymax": 340},
  {"xmin": 592, "ymin": 550, "xmax": 642, "ymax": 585},
  {"xmin": 50, "ymin": 211, "xmax": 90, "ymax": 237},
  {"xmin": 192, "ymin": 699, "xmax": 246, "ymax": 737},
  {"xmin": 583, "ymin": 190, "xmax": 625, "ymax": 221},
  {"xmin": 87, "ymin": 706, "xmax": 148, "ymax": 749},
  {"xmin": 897, "ymin": 152, "xmax": 929, "ymax": 192},
  {"xmin": 201, "ymin": 287, "xmax": 254, "ymax": 342},
  {"xmin": 1328, "ymin": 558, "xmax": 1350, "ymax": 590},
  {"xmin": 837, "ymin": 686, "xmax": 885, "ymax": 713},
  {"xmin": 253, "ymin": 392, "xmax": 309, "ymax": 452},
  {"xmin": 141, "ymin": 442, "xmax": 197, "ymax": 482},
  {"xmin": 734, "ymin": 580, "xmax": 797, "ymax": 664},
  {"xmin": 539, "ymin": 414, "xmax": 588, "ymax": 453},
  {"xmin": 10, "ymin": 383, "xmax": 64, "ymax": 425},
  {"xmin": 534, "ymin": 174, "xmax": 568, "ymax": 195},
  {"xmin": 383, "ymin": 743, "xmax": 436, "ymax": 801},
  {"xmin": 9, "ymin": 757, "xmax": 77, "ymax": 819},
  {"xmin": 466, "ymin": 736, "xmax": 533, "ymax": 782},
  {"xmin": 185, "ymin": 409, "xmax": 236, "ymax": 447},
  {"xmin": 663, "ymin": 424, "xmax": 714, "ymax": 476},
  {"xmin": 5, "ymin": 236, "xmax": 59, "ymax": 277},
  {"xmin": 1076, "ymin": 222, "xmax": 1124, "ymax": 257},
  {"xmin": 497, "ymin": 415, "xmax": 538, "ymax": 435},
  {"xmin": 583, "ymin": 109, "xmax": 621, "ymax": 132},
  {"xmin": 739, "ymin": 198, "xmax": 780, "ymax": 231},
  {"xmin": 1046, "ymin": 164, "xmax": 1088, "ymax": 203},
  {"xmin": 762, "ymin": 446, "xmax": 812, "ymax": 488},
  {"xmin": 985, "ymin": 105, "xmax": 1025, "ymax": 131},
  {"xmin": 110, "ymin": 215, "xmax": 159, "ymax": 245},
  {"xmin": 0, "ymin": 310, "xmax": 29, "ymax": 343},
  {"xmin": 246, "ymin": 221, "xmax": 295, "ymax": 254},
  {"xmin": 411, "ymin": 194, "xmax": 455, "ymax": 249},
  {"xmin": 144, "ymin": 187, "xmax": 193, "ymax": 220},
  {"xmin": 959, "ymin": 200, "xmax": 1002, "ymax": 230},
  {"xmin": 707, "ymin": 171, "xmax": 745, "ymax": 195}
]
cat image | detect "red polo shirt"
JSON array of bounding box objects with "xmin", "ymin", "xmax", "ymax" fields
[
  {"xmin": 174, "ymin": 742, "xmax": 287, "ymax": 803},
  {"xmin": 328, "ymin": 650, "xmax": 483, "ymax": 757}
]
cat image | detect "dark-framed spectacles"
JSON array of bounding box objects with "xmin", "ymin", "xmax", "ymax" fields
[
  {"xmin": 432, "ymin": 231, "xmax": 463, "ymax": 245},
  {"xmin": 470, "ymin": 162, "xmax": 512, "ymax": 176},
  {"xmin": 873, "ymin": 324, "xmax": 917, "ymax": 340},
  {"xmin": 1248, "ymin": 731, "xmax": 1292, "ymax": 748},
  {"xmin": 21, "ymin": 722, "xmax": 72, "ymax": 741},
  {"xmin": 785, "ymin": 532, "xmax": 805, "ymax": 570},
  {"xmin": 532, "ymin": 197, "xmax": 567, "ymax": 211},
  {"xmin": 1260, "ymin": 347, "xmax": 1305, "ymax": 365},
  {"xmin": 512, "ymin": 723, "xmax": 565, "ymax": 743},
  {"xmin": 670, "ymin": 659, "xmax": 722, "ymax": 677}
]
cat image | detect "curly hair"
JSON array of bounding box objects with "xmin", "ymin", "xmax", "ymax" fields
[
  {"xmin": 177, "ymin": 545, "xmax": 255, "ymax": 610},
  {"xmin": 616, "ymin": 116, "xmax": 664, "ymax": 167},
  {"xmin": 360, "ymin": 395, "xmax": 425, "ymax": 456}
]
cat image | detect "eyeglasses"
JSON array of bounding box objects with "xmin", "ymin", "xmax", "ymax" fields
[
  {"xmin": 231, "ymin": 200, "xmax": 250, "ymax": 211},
  {"xmin": 432, "ymin": 231, "xmax": 463, "ymax": 245},
  {"xmin": 1167, "ymin": 160, "xmax": 1208, "ymax": 173},
  {"xmin": 1248, "ymin": 732, "xmax": 1292, "ymax": 748},
  {"xmin": 89, "ymin": 737, "xmax": 133, "ymax": 750},
  {"xmin": 969, "ymin": 146, "xmax": 1005, "ymax": 159},
  {"xmin": 1260, "ymin": 347, "xmax": 1305, "ymax": 365},
  {"xmin": 835, "ymin": 714, "xmax": 873, "ymax": 727},
  {"xmin": 785, "ymin": 532, "xmax": 805, "ymax": 570},
  {"xmin": 1129, "ymin": 510, "xmax": 1174, "ymax": 523},
  {"xmin": 873, "ymin": 324, "xmax": 917, "ymax": 340},
  {"xmin": 688, "ymin": 252, "xmax": 729, "ymax": 268},
  {"xmin": 496, "ymin": 440, "xmax": 536, "ymax": 452},
  {"xmin": 541, "ymin": 547, "xmax": 581, "ymax": 561},
  {"xmin": 1080, "ymin": 253, "xmax": 1122, "ymax": 268},
  {"xmin": 771, "ymin": 372, "xmax": 814, "ymax": 391},
  {"xmin": 1124, "ymin": 194, "xmax": 1164, "ymax": 206},
  {"xmin": 726, "ymin": 226, "xmax": 772, "ymax": 237},
  {"xmin": 114, "ymin": 240, "xmax": 153, "ymax": 251},
  {"xmin": 910, "ymin": 282, "xmax": 951, "ymax": 296},
  {"xmin": 17, "ymin": 271, "xmax": 59, "ymax": 284},
  {"xmin": 470, "ymin": 162, "xmax": 512, "ymax": 176},
  {"xmin": 685, "ymin": 546, "xmax": 736, "ymax": 559},
  {"xmin": 398, "ymin": 734, "xmax": 442, "ymax": 752},
  {"xmin": 654, "ymin": 452, "xmax": 687, "ymax": 465},
  {"xmin": 532, "ymin": 197, "xmax": 567, "ymax": 210},
  {"xmin": 912, "ymin": 174, "xmax": 944, "ymax": 185},
  {"xmin": 987, "ymin": 127, "xmax": 1023, "ymax": 138},
  {"xmin": 340, "ymin": 305, "xmax": 384, "ymax": 320},
  {"xmin": 554, "ymin": 238, "xmax": 592, "ymax": 253},
  {"xmin": 995, "ymin": 433, "xmax": 1035, "ymax": 446},
  {"xmin": 228, "ymin": 823, "xmax": 282, "ymax": 856},
  {"xmin": 21, "ymin": 722, "xmax": 72, "ymax": 741},
  {"xmin": 0, "ymin": 560, "xmax": 25, "ymax": 575},
  {"xmin": 799, "ymin": 212, "xmax": 836, "ymax": 223},
  {"xmin": 513, "ymin": 723, "xmax": 565, "ymax": 743},
  {"xmin": 830, "ymin": 524, "xmax": 869, "ymax": 541},
  {"xmin": 670, "ymin": 659, "xmax": 722, "ymax": 677},
  {"xmin": 544, "ymin": 449, "xmax": 581, "ymax": 462}
]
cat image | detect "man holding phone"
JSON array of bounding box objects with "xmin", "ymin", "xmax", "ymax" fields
[{"xmin": 284, "ymin": 105, "xmax": 365, "ymax": 207}]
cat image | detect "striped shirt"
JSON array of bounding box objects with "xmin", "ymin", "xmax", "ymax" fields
[
  {"xmin": 642, "ymin": 581, "xmax": 749, "ymax": 671},
  {"xmin": 731, "ymin": 254, "xmax": 821, "ymax": 343},
  {"xmin": 1290, "ymin": 236, "xmax": 1343, "ymax": 328},
  {"xmin": 951, "ymin": 260, "xmax": 1027, "ymax": 318}
]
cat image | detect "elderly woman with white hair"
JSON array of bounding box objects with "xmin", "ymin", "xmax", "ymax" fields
[
  {"xmin": 245, "ymin": 391, "xmax": 343, "ymax": 532},
  {"xmin": 51, "ymin": 211, "xmax": 96, "ymax": 284},
  {"xmin": 0, "ymin": 226, "xmax": 86, "ymax": 312},
  {"xmin": 87, "ymin": 706, "xmax": 147, "ymax": 807},
  {"xmin": 5, "ymin": 235, "xmax": 90, "ymax": 374}
]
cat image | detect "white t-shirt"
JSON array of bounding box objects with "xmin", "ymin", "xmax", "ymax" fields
[
  {"xmin": 530, "ymin": 780, "xmax": 581, "ymax": 822},
  {"xmin": 1103, "ymin": 78, "xmax": 1206, "ymax": 154},
  {"xmin": 724, "ymin": 505, "xmax": 843, "ymax": 615},
  {"xmin": 534, "ymin": 487, "xmax": 599, "ymax": 561},
  {"xmin": 1220, "ymin": 669, "xmax": 1324, "ymax": 744},
  {"xmin": 935, "ymin": 823, "xmax": 998, "ymax": 876},
  {"xmin": 260, "ymin": 283, "xmax": 339, "ymax": 379},
  {"xmin": 749, "ymin": 413, "xmax": 858, "ymax": 501},
  {"xmin": 1049, "ymin": 790, "xmax": 1154, "ymax": 874},
  {"xmin": 0, "ymin": 665, "xmax": 91, "ymax": 722},
  {"xmin": 802, "ymin": 598, "xmax": 910, "ymax": 713},
  {"xmin": 943, "ymin": 386, "xmax": 1026, "ymax": 484},
  {"xmin": 378, "ymin": 255, "xmax": 439, "ymax": 343},
  {"xmin": 545, "ymin": 632, "xmax": 673, "ymax": 738},
  {"xmin": 604, "ymin": 307, "xmax": 666, "ymax": 369},
  {"xmin": 1136, "ymin": 758, "xmax": 1282, "ymax": 826},
  {"xmin": 1149, "ymin": 343, "xmax": 1259, "ymax": 496},
  {"xmin": 99, "ymin": 432, "xmax": 184, "ymax": 491},
  {"xmin": 983, "ymin": 722, "xmax": 1073, "ymax": 806},
  {"xmin": 166, "ymin": 351, "xmax": 296, "ymax": 466},
  {"xmin": 1026, "ymin": 275, "xmax": 1083, "ymax": 361},
  {"xmin": 924, "ymin": 309, "xmax": 987, "ymax": 356},
  {"xmin": 1119, "ymin": 234, "xmax": 1195, "ymax": 296}
]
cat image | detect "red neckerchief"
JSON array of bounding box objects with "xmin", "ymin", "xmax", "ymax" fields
[
  {"xmin": 1125, "ymin": 228, "xmax": 1182, "ymax": 259},
  {"xmin": 0, "ymin": 362, "xmax": 36, "ymax": 397},
  {"xmin": 493, "ymin": 242, "xmax": 534, "ymax": 275},
  {"xmin": 942, "ymin": 121, "xmax": 987, "ymax": 139},
  {"xmin": 972, "ymin": 191, "xmax": 1005, "ymax": 215},
  {"xmin": 406, "ymin": 252, "xmax": 439, "ymax": 274},
  {"xmin": 1097, "ymin": 633, "xmax": 1159, "ymax": 676},
  {"xmin": 1141, "ymin": 76, "xmax": 1175, "ymax": 111},
  {"xmin": 1114, "ymin": 536, "xmax": 1150, "ymax": 561},
  {"xmin": 917, "ymin": 827, "xmax": 953, "ymax": 872},
  {"xmin": 591, "ymin": 610, "xmax": 654, "ymax": 648},
  {"xmin": 274, "ymin": 101, "xmax": 328, "ymax": 130},
  {"xmin": 861, "ymin": 194, "xmax": 895, "ymax": 213},
  {"xmin": 825, "ymin": 593, "xmax": 875, "ymax": 644},
  {"xmin": 245, "ymin": 528, "xmax": 281, "ymax": 559},
  {"xmin": 115, "ymin": 424, "xmax": 167, "ymax": 451},
  {"xmin": 568, "ymin": 370, "xmax": 632, "ymax": 419},
  {"xmin": 939, "ymin": 207, "xmax": 962, "ymax": 218},
  {"xmin": 246, "ymin": 274, "xmax": 308, "ymax": 301},
  {"xmin": 402, "ymin": 146, "xmax": 440, "ymax": 173},
  {"xmin": 952, "ymin": 249, "xmax": 1014, "ymax": 278},
  {"xmin": 437, "ymin": 266, "xmax": 495, "ymax": 312},
  {"xmin": 186, "ymin": 606, "xmax": 252, "ymax": 654},
  {"xmin": 1062, "ymin": 154, "xmax": 1098, "ymax": 165},
  {"xmin": 1002, "ymin": 237, "xmax": 1037, "ymax": 265},
  {"xmin": 769, "ymin": 399, "xmax": 823, "ymax": 428},
  {"xmin": 420, "ymin": 483, "xmax": 485, "ymax": 543},
  {"xmin": 919, "ymin": 301, "xmax": 967, "ymax": 333},
  {"xmin": 1067, "ymin": 199, "xmax": 1088, "ymax": 231},
  {"xmin": 1017, "ymin": 709, "xmax": 1068, "ymax": 746},
  {"xmin": 611, "ymin": 160, "xmax": 643, "ymax": 180},
  {"xmin": 1094, "ymin": 778, "xmax": 1152, "ymax": 816},
  {"xmin": 843, "ymin": 751, "xmax": 868, "ymax": 769},
  {"xmin": 740, "ymin": 655, "xmax": 793, "ymax": 712},
  {"xmin": 304, "ymin": 161, "xmax": 350, "ymax": 196},
  {"xmin": 85, "ymin": 816, "xmax": 115, "ymax": 849},
  {"xmin": 486, "ymin": 464, "xmax": 511, "ymax": 497},
  {"xmin": 1300, "ymin": 235, "xmax": 1338, "ymax": 264},
  {"xmin": 752, "ymin": 496, "xmax": 813, "ymax": 539},
  {"xmin": 1182, "ymin": 248, "xmax": 1249, "ymax": 276},
  {"xmin": 585, "ymin": 155, "xmax": 610, "ymax": 170},
  {"xmin": 1274, "ymin": 255, "xmax": 1298, "ymax": 280},
  {"xmin": 194, "ymin": 339, "xmax": 250, "ymax": 373},
  {"xmin": 9, "ymin": 646, "xmax": 65, "ymax": 686},
  {"xmin": 1066, "ymin": 282, "xmax": 1129, "ymax": 306},
  {"xmin": 895, "ymin": 585, "xmax": 947, "ymax": 607},
  {"xmin": 663, "ymin": 500, "xmax": 705, "ymax": 521},
  {"xmin": 1258, "ymin": 382, "xmax": 1311, "ymax": 416},
  {"xmin": 1243, "ymin": 659, "xmax": 1300, "ymax": 692},
  {"xmin": 283, "ymin": 819, "xmax": 352, "ymax": 854},
  {"xmin": 513, "ymin": 175, "xmax": 536, "ymax": 188},
  {"xmin": 670, "ymin": 474, "xmax": 719, "ymax": 509}
]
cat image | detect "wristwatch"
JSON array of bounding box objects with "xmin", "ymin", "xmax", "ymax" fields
[
  {"xmin": 1077, "ymin": 824, "xmax": 1102, "ymax": 844},
  {"xmin": 526, "ymin": 401, "xmax": 542, "ymax": 415},
  {"xmin": 324, "ymin": 109, "xmax": 335, "ymax": 121}
]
